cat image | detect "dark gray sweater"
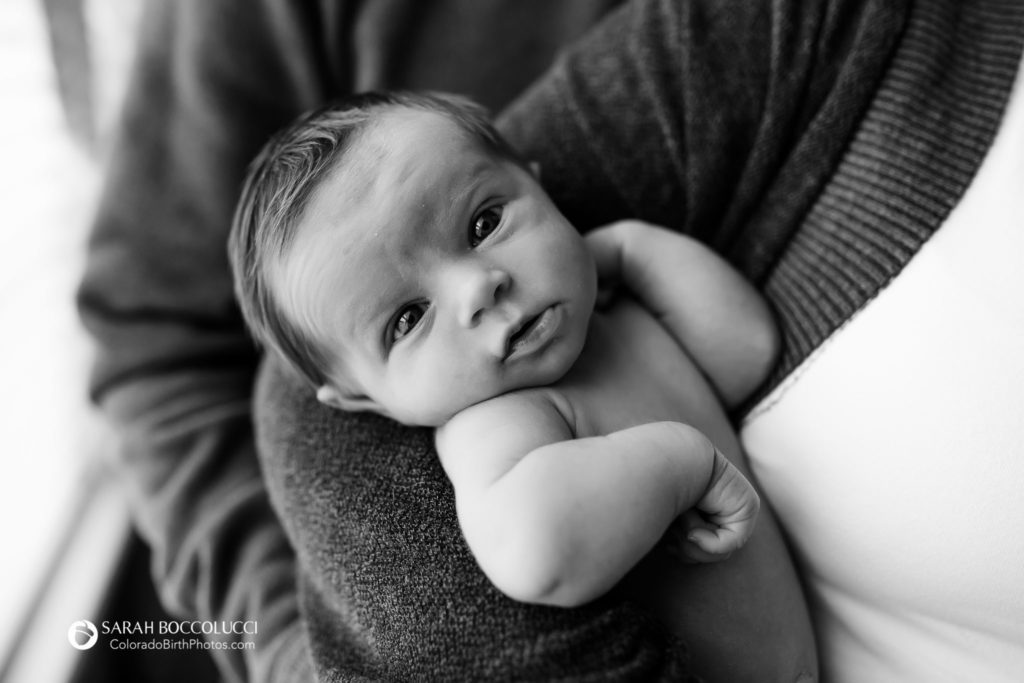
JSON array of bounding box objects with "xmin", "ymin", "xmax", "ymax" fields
[{"xmin": 80, "ymin": 0, "xmax": 1023, "ymax": 680}]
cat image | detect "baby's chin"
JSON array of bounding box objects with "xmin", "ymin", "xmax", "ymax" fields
[
  {"xmin": 508, "ymin": 318, "xmax": 589, "ymax": 390},
  {"xmin": 397, "ymin": 371, "xmax": 575, "ymax": 428},
  {"xmin": 391, "ymin": 325, "xmax": 590, "ymax": 427}
]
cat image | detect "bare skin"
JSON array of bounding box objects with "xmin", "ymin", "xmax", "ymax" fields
[
  {"xmin": 437, "ymin": 293, "xmax": 816, "ymax": 682},
  {"xmin": 572, "ymin": 301, "xmax": 817, "ymax": 683}
]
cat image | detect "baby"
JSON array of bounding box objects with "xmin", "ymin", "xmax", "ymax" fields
[{"xmin": 230, "ymin": 91, "xmax": 777, "ymax": 608}]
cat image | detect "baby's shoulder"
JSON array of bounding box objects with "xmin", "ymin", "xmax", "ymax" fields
[
  {"xmin": 438, "ymin": 387, "xmax": 576, "ymax": 449},
  {"xmin": 449, "ymin": 386, "xmax": 575, "ymax": 432},
  {"xmin": 435, "ymin": 388, "xmax": 577, "ymax": 477}
]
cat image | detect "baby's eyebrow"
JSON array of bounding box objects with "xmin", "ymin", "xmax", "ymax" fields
[
  {"xmin": 366, "ymin": 297, "xmax": 400, "ymax": 359},
  {"xmin": 444, "ymin": 168, "xmax": 492, "ymax": 227},
  {"xmin": 343, "ymin": 280, "xmax": 397, "ymax": 361}
]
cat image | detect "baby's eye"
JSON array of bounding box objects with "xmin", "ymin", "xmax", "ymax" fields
[
  {"xmin": 469, "ymin": 205, "xmax": 504, "ymax": 247},
  {"xmin": 392, "ymin": 302, "xmax": 427, "ymax": 343}
]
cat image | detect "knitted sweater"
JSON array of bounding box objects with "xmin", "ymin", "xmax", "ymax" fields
[
  {"xmin": 504, "ymin": 0, "xmax": 1024, "ymax": 390},
  {"xmin": 79, "ymin": 0, "xmax": 1024, "ymax": 680},
  {"xmin": 258, "ymin": 0, "xmax": 1021, "ymax": 680}
]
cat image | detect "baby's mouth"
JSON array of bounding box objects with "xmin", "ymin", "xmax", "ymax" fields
[
  {"xmin": 506, "ymin": 313, "xmax": 540, "ymax": 355},
  {"xmin": 503, "ymin": 306, "xmax": 558, "ymax": 361}
]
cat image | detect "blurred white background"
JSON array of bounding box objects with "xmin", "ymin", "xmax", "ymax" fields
[{"xmin": 0, "ymin": 1, "xmax": 139, "ymax": 680}]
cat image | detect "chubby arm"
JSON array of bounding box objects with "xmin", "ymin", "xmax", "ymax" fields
[
  {"xmin": 586, "ymin": 221, "xmax": 779, "ymax": 408},
  {"xmin": 436, "ymin": 393, "xmax": 758, "ymax": 608}
]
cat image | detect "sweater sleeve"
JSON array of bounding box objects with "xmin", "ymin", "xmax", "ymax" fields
[
  {"xmin": 500, "ymin": 0, "xmax": 907, "ymax": 283},
  {"xmin": 76, "ymin": 0, "xmax": 337, "ymax": 680},
  {"xmin": 255, "ymin": 357, "xmax": 698, "ymax": 682}
]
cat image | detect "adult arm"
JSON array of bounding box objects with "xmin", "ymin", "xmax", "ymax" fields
[
  {"xmin": 256, "ymin": 358, "xmax": 697, "ymax": 681},
  {"xmin": 499, "ymin": 0, "xmax": 907, "ymax": 282},
  {"xmin": 76, "ymin": 0, "xmax": 337, "ymax": 680},
  {"xmin": 492, "ymin": 0, "xmax": 907, "ymax": 680}
]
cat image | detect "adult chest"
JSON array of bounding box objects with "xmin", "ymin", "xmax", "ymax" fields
[{"xmin": 742, "ymin": 55, "xmax": 1024, "ymax": 682}]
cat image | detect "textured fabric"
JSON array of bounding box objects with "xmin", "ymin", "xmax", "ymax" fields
[
  {"xmin": 77, "ymin": 0, "xmax": 1024, "ymax": 680},
  {"xmin": 504, "ymin": 0, "xmax": 1024, "ymax": 400},
  {"xmin": 257, "ymin": 366, "xmax": 695, "ymax": 681},
  {"xmin": 760, "ymin": 0, "xmax": 1024, "ymax": 390}
]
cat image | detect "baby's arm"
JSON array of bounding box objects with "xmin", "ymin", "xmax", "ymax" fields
[
  {"xmin": 586, "ymin": 222, "xmax": 779, "ymax": 408},
  {"xmin": 436, "ymin": 393, "xmax": 759, "ymax": 608}
]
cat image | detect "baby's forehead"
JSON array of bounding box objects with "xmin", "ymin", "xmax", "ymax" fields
[
  {"xmin": 341, "ymin": 107, "xmax": 489, "ymax": 188},
  {"xmin": 278, "ymin": 110, "xmax": 497, "ymax": 337},
  {"xmin": 311, "ymin": 110, "xmax": 499, "ymax": 235}
]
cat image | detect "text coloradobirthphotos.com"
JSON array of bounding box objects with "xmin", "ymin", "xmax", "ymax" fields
[{"xmin": 67, "ymin": 619, "xmax": 258, "ymax": 651}]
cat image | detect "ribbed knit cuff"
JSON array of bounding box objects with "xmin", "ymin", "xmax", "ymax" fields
[{"xmin": 763, "ymin": 0, "xmax": 1024, "ymax": 390}]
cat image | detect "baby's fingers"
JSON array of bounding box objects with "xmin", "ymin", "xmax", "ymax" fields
[
  {"xmin": 691, "ymin": 450, "xmax": 761, "ymax": 557},
  {"xmin": 687, "ymin": 523, "xmax": 751, "ymax": 558},
  {"xmin": 664, "ymin": 511, "xmax": 726, "ymax": 564}
]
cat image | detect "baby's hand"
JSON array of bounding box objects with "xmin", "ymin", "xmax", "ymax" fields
[
  {"xmin": 666, "ymin": 449, "xmax": 760, "ymax": 564},
  {"xmin": 584, "ymin": 225, "xmax": 627, "ymax": 311}
]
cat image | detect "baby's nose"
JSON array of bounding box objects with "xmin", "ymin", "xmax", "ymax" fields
[{"xmin": 457, "ymin": 267, "xmax": 511, "ymax": 327}]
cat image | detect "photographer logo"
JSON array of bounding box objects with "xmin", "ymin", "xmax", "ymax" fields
[{"xmin": 68, "ymin": 620, "xmax": 98, "ymax": 650}]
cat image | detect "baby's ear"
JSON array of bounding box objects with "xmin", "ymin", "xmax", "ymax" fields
[{"xmin": 316, "ymin": 384, "xmax": 384, "ymax": 415}]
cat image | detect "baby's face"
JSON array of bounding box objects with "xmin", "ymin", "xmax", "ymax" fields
[{"xmin": 274, "ymin": 107, "xmax": 596, "ymax": 426}]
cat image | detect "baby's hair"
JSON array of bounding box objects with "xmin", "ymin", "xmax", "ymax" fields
[{"xmin": 229, "ymin": 91, "xmax": 523, "ymax": 389}]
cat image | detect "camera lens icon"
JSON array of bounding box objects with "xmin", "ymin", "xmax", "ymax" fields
[{"xmin": 68, "ymin": 620, "xmax": 98, "ymax": 650}]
